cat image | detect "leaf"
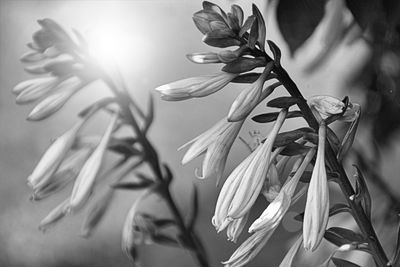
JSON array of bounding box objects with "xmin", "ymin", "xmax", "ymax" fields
[
  {"xmin": 267, "ymin": 96, "xmax": 300, "ymax": 108},
  {"xmin": 277, "ymin": 0, "xmax": 326, "ymax": 55},
  {"xmin": 252, "ymin": 110, "xmax": 303, "ymax": 123},
  {"xmin": 231, "ymin": 5, "xmax": 244, "ymax": 27},
  {"xmin": 222, "ymin": 57, "xmax": 265, "ymax": 73},
  {"xmin": 78, "ymin": 97, "xmax": 116, "ymax": 118},
  {"xmin": 252, "ymin": 4, "xmax": 266, "ymax": 51},
  {"xmin": 280, "ymin": 142, "xmax": 311, "ymax": 156},
  {"xmin": 143, "ymin": 94, "xmax": 154, "ymax": 134},
  {"xmin": 188, "ymin": 185, "xmax": 199, "ymax": 230},
  {"xmin": 294, "ymin": 203, "xmax": 350, "ymax": 221},
  {"xmin": 324, "ymin": 227, "xmax": 366, "ymax": 247},
  {"xmin": 152, "ymin": 233, "xmax": 180, "ymax": 247},
  {"xmin": 267, "ymin": 40, "xmax": 281, "ymax": 66},
  {"xmin": 231, "ymin": 72, "xmax": 261, "ymax": 83},
  {"xmin": 112, "ymin": 180, "xmax": 154, "ymax": 190},
  {"xmin": 248, "ymin": 16, "xmax": 259, "ymax": 49},
  {"xmin": 203, "ymin": 1, "xmax": 227, "ymax": 20},
  {"xmin": 298, "ymin": 170, "xmax": 340, "ymax": 183},
  {"xmin": 337, "ymin": 106, "xmax": 361, "ymax": 161},
  {"xmin": 353, "ymin": 165, "xmax": 372, "ymax": 220},
  {"xmin": 202, "ymin": 30, "xmax": 241, "ymax": 48},
  {"xmin": 345, "ymin": 0, "xmax": 380, "ymax": 31},
  {"xmin": 107, "ymin": 138, "xmax": 141, "ymax": 157},
  {"xmin": 326, "ymin": 126, "xmax": 341, "ymax": 154},
  {"xmin": 239, "ymin": 15, "xmax": 256, "ymax": 37},
  {"xmin": 273, "ymin": 127, "xmax": 314, "ymax": 147},
  {"xmin": 393, "ymin": 219, "xmax": 400, "ymax": 265},
  {"xmin": 331, "ymin": 257, "xmax": 361, "ymax": 267}
]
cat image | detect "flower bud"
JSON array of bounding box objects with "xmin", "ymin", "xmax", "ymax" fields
[
  {"xmin": 68, "ymin": 113, "xmax": 118, "ymax": 212},
  {"xmin": 307, "ymin": 95, "xmax": 345, "ymax": 117},
  {"xmin": 27, "ymin": 77, "xmax": 83, "ymax": 121},
  {"xmin": 38, "ymin": 199, "xmax": 69, "ymax": 232},
  {"xmin": 27, "ymin": 118, "xmax": 89, "ymax": 190},
  {"xmin": 186, "ymin": 52, "xmax": 220, "ymax": 64},
  {"xmin": 303, "ymin": 123, "xmax": 329, "ymax": 251}
]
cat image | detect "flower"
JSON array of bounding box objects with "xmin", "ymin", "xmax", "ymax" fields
[
  {"xmin": 227, "ymin": 62, "xmax": 274, "ymax": 122},
  {"xmin": 13, "ymin": 76, "xmax": 62, "ymax": 102},
  {"xmin": 213, "ymin": 109, "xmax": 287, "ymax": 231},
  {"xmin": 186, "ymin": 52, "xmax": 221, "ymax": 64},
  {"xmin": 39, "ymin": 199, "xmax": 70, "ymax": 232},
  {"xmin": 68, "ymin": 113, "xmax": 119, "ymax": 212},
  {"xmin": 223, "ymin": 228, "xmax": 275, "ymax": 267},
  {"xmin": 27, "ymin": 77, "xmax": 84, "ymax": 121},
  {"xmin": 307, "ymin": 95, "xmax": 345, "ymax": 117},
  {"xmin": 122, "ymin": 190, "xmax": 151, "ymax": 263},
  {"xmin": 279, "ymin": 235, "xmax": 303, "ymax": 267},
  {"xmin": 226, "ymin": 213, "xmax": 249, "ymax": 243},
  {"xmin": 249, "ymin": 149, "xmax": 316, "ymax": 233},
  {"xmin": 30, "ymin": 148, "xmax": 92, "ymax": 201},
  {"xmin": 303, "ymin": 122, "xmax": 330, "ymax": 251},
  {"xmin": 180, "ymin": 117, "xmax": 243, "ymax": 185},
  {"xmin": 155, "ymin": 72, "xmax": 238, "ymax": 101},
  {"xmin": 27, "ymin": 117, "xmax": 90, "ymax": 191},
  {"xmin": 223, "ymin": 149, "xmax": 315, "ymax": 267}
]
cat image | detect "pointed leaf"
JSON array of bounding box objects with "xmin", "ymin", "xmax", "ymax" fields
[
  {"xmin": 188, "ymin": 185, "xmax": 199, "ymax": 230},
  {"xmin": 248, "ymin": 16, "xmax": 259, "ymax": 49},
  {"xmin": 280, "ymin": 142, "xmax": 311, "ymax": 156},
  {"xmin": 252, "ymin": 4, "xmax": 266, "ymax": 51},
  {"xmin": 231, "ymin": 72, "xmax": 261, "ymax": 83},
  {"xmin": 273, "ymin": 127, "xmax": 314, "ymax": 147},
  {"xmin": 267, "ymin": 40, "xmax": 282, "ymax": 66},
  {"xmin": 353, "ymin": 165, "xmax": 372, "ymax": 220},
  {"xmin": 324, "ymin": 227, "xmax": 366, "ymax": 247},
  {"xmin": 252, "ymin": 110, "xmax": 303, "ymax": 123},
  {"xmin": 239, "ymin": 15, "xmax": 256, "ymax": 37},
  {"xmin": 267, "ymin": 96, "xmax": 300, "ymax": 108},
  {"xmin": 112, "ymin": 180, "xmax": 154, "ymax": 190},
  {"xmin": 294, "ymin": 203, "xmax": 350, "ymax": 221},
  {"xmin": 299, "ymin": 170, "xmax": 339, "ymax": 183},
  {"xmin": 332, "ymin": 257, "xmax": 361, "ymax": 267},
  {"xmin": 78, "ymin": 97, "xmax": 116, "ymax": 118},
  {"xmin": 277, "ymin": 0, "xmax": 326, "ymax": 55},
  {"xmin": 222, "ymin": 57, "xmax": 265, "ymax": 73}
]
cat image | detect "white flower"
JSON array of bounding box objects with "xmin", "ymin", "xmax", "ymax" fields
[
  {"xmin": 249, "ymin": 148, "xmax": 316, "ymax": 233},
  {"xmin": 226, "ymin": 213, "xmax": 249, "ymax": 243},
  {"xmin": 186, "ymin": 52, "xmax": 220, "ymax": 64},
  {"xmin": 223, "ymin": 149, "xmax": 315, "ymax": 267},
  {"xmin": 223, "ymin": 228, "xmax": 276, "ymax": 267},
  {"xmin": 213, "ymin": 109, "xmax": 287, "ymax": 230},
  {"xmin": 68, "ymin": 113, "xmax": 118, "ymax": 212},
  {"xmin": 303, "ymin": 122, "xmax": 330, "ymax": 251},
  {"xmin": 279, "ymin": 235, "xmax": 303, "ymax": 267},
  {"xmin": 27, "ymin": 77, "xmax": 83, "ymax": 121},
  {"xmin": 227, "ymin": 63, "xmax": 275, "ymax": 122},
  {"xmin": 30, "ymin": 148, "xmax": 92, "ymax": 201},
  {"xmin": 27, "ymin": 118, "xmax": 89, "ymax": 190},
  {"xmin": 122, "ymin": 190, "xmax": 151, "ymax": 263},
  {"xmin": 308, "ymin": 95, "xmax": 345, "ymax": 117},
  {"xmin": 180, "ymin": 117, "xmax": 243, "ymax": 184},
  {"xmin": 39, "ymin": 199, "xmax": 69, "ymax": 232},
  {"xmin": 155, "ymin": 72, "xmax": 238, "ymax": 101},
  {"xmin": 13, "ymin": 76, "xmax": 61, "ymax": 100}
]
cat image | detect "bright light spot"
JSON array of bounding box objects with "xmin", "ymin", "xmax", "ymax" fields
[{"xmin": 86, "ymin": 22, "xmax": 146, "ymax": 69}]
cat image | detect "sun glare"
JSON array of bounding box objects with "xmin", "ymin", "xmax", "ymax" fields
[{"xmin": 87, "ymin": 22, "xmax": 143, "ymax": 68}]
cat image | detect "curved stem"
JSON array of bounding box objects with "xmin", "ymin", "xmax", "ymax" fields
[
  {"xmin": 102, "ymin": 72, "xmax": 209, "ymax": 267},
  {"xmin": 273, "ymin": 64, "xmax": 390, "ymax": 267}
]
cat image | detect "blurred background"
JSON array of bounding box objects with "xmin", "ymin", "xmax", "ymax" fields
[{"xmin": 1, "ymin": 0, "xmax": 399, "ymax": 266}]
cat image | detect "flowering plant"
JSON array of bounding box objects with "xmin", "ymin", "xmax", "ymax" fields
[{"xmin": 12, "ymin": 1, "xmax": 400, "ymax": 267}]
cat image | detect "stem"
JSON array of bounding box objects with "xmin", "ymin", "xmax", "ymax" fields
[
  {"xmin": 103, "ymin": 74, "xmax": 209, "ymax": 267},
  {"xmin": 273, "ymin": 65, "xmax": 390, "ymax": 266}
]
